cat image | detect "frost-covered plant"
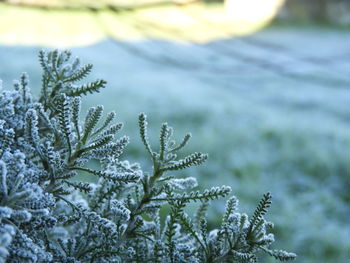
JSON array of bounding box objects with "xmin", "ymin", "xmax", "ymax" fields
[{"xmin": 0, "ymin": 50, "xmax": 296, "ymax": 263}]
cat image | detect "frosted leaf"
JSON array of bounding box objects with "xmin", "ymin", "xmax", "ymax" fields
[
  {"xmin": 168, "ymin": 177, "xmax": 198, "ymax": 190},
  {"xmin": 110, "ymin": 200, "xmax": 130, "ymax": 222}
]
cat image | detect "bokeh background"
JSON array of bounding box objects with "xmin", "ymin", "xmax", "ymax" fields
[{"xmin": 1, "ymin": 0, "xmax": 350, "ymax": 262}]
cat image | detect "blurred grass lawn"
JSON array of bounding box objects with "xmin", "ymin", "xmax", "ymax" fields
[{"xmin": 1, "ymin": 1, "xmax": 350, "ymax": 263}]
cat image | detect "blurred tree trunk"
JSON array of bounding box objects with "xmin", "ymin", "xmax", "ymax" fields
[
  {"xmin": 282, "ymin": 0, "xmax": 350, "ymax": 23},
  {"xmin": 309, "ymin": 0, "xmax": 328, "ymax": 22}
]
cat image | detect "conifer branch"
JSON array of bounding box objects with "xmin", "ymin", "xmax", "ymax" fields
[
  {"xmin": 0, "ymin": 49, "xmax": 296, "ymax": 263},
  {"xmin": 160, "ymin": 152, "xmax": 208, "ymax": 171},
  {"xmin": 248, "ymin": 192, "xmax": 272, "ymax": 232},
  {"xmin": 66, "ymin": 79, "xmax": 106, "ymax": 97},
  {"xmin": 138, "ymin": 113, "xmax": 154, "ymax": 157}
]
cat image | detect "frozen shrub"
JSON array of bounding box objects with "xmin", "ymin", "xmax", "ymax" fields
[{"xmin": 0, "ymin": 50, "xmax": 296, "ymax": 263}]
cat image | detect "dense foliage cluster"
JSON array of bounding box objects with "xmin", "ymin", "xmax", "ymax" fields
[{"xmin": 0, "ymin": 50, "xmax": 296, "ymax": 263}]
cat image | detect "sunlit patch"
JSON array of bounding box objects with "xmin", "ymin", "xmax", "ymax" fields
[
  {"xmin": 224, "ymin": 0, "xmax": 286, "ymax": 34},
  {"xmin": 0, "ymin": 4, "xmax": 105, "ymax": 47},
  {"xmin": 0, "ymin": 1, "xmax": 285, "ymax": 47}
]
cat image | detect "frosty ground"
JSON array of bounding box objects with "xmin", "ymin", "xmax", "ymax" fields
[{"xmin": 1, "ymin": 25, "xmax": 350, "ymax": 262}]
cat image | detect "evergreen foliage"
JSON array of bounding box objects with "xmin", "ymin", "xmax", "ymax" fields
[{"xmin": 0, "ymin": 50, "xmax": 296, "ymax": 263}]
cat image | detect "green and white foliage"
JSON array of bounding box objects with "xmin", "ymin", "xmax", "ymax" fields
[{"xmin": 0, "ymin": 50, "xmax": 296, "ymax": 263}]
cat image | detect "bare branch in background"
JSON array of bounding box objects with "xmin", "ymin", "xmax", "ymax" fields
[{"xmin": 0, "ymin": 0, "xmax": 199, "ymax": 12}]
